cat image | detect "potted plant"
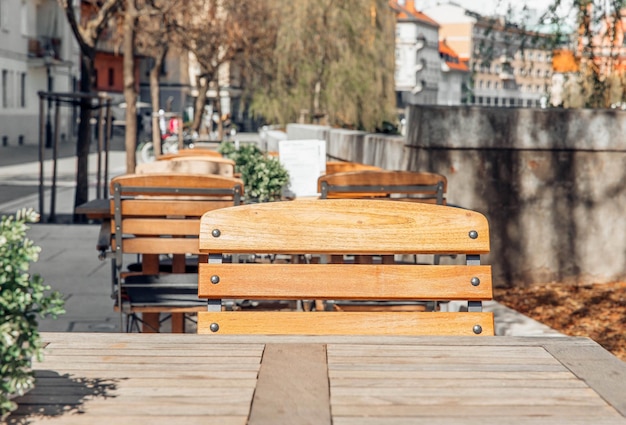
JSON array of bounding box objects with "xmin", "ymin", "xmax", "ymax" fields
[
  {"xmin": 219, "ymin": 142, "xmax": 290, "ymax": 203},
  {"xmin": 1, "ymin": 208, "xmax": 65, "ymax": 420}
]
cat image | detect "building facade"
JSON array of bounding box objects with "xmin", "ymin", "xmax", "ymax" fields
[
  {"xmin": 0, "ymin": 0, "xmax": 77, "ymax": 145},
  {"xmin": 437, "ymin": 40, "xmax": 469, "ymax": 105},
  {"xmin": 423, "ymin": 2, "xmax": 554, "ymax": 108},
  {"xmin": 392, "ymin": 0, "xmax": 440, "ymax": 107}
]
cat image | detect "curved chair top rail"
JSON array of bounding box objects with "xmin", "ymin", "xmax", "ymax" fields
[{"xmin": 199, "ymin": 199, "xmax": 488, "ymax": 255}]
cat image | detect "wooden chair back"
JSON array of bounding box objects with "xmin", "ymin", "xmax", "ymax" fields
[
  {"xmin": 325, "ymin": 161, "xmax": 383, "ymax": 175},
  {"xmin": 197, "ymin": 199, "xmax": 494, "ymax": 336},
  {"xmin": 136, "ymin": 156, "xmax": 235, "ymax": 177},
  {"xmin": 110, "ymin": 173, "xmax": 243, "ymax": 332},
  {"xmin": 318, "ymin": 170, "xmax": 447, "ymax": 203}
]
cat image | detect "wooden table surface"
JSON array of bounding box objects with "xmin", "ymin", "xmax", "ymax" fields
[{"xmin": 8, "ymin": 333, "xmax": 626, "ymax": 424}]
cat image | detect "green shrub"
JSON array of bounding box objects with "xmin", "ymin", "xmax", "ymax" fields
[
  {"xmin": 218, "ymin": 142, "xmax": 290, "ymax": 202},
  {"xmin": 0, "ymin": 209, "xmax": 65, "ymax": 420}
]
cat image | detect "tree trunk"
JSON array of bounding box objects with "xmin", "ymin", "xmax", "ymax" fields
[
  {"xmin": 150, "ymin": 48, "xmax": 166, "ymax": 156},
  {"xmin": 123, "ymin": 1, "xmax": 138, "ymax": 173},
  {"xmin": 214, "ymin": 91, "xmax": 223, "ymax": 140},
  {"xmin": 192, "ymin": 77, "xmax": 208, "ymax": 132},
  {"xmin": 73, "ymin": 57, "xmax": 94, "ymax": 222}
]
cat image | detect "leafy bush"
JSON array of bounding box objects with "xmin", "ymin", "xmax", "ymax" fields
[
  {"xmin": 219, "ymin": 142, "xmax": 290, "ymax": 202},
  {"xmin": 0, "ymin": 209, "xmax": 65, "ymax": 420}
]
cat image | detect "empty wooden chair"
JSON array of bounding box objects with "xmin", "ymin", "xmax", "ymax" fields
[
  {"xmin": 197, "ymin": 200, "xmax": 494, "ymax": 336},
  {"xmin": 110, "ymin": 173, "xmax": 243, "ymax": 332},
  {"xmin": 136, "ymin": 156, "xmax": 235, "ymax": 177}
]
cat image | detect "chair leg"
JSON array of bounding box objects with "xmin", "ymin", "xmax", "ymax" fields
[
  {"xmin": 171, "ymin": 313, "xmax": 185, "ymax": 333},
  {"xmin": 142, "ymin": 313, "xmax": 161, "ymax": 333}
]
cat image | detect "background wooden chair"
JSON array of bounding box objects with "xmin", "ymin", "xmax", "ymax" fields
[
  {"xmin": 318, "ymin": 170, "xmax": 449, "ymax": 310},
  {"xmin": 110, "ymin": 173, "xmax": 243, "ymax": 333},
  {"xmin": 136, "ymin": 156, "xmax": 236, "ymax": 177},
  {"xmin": 197, "ymin": 199, "xmax": 494, "ymax": 336}
]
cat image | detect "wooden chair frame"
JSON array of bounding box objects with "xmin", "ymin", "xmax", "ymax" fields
[
  {"xmin": 111, "ymin": 173, "xmax": 243, "ymax": 332},
  {"xmin": 197, "ymin": 199, "xmax": 494, "ymax": 336}
]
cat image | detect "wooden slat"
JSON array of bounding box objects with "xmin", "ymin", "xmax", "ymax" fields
[
  {"xmin": 159, "ymin": 149, "xmax": 223, "ymax": 159},
  {"xmin": 248, "ymin": 344, "xmax": 331, "ymax": 425},
  {"xmin": 117, "ymin": 199, "xmax": 237, "ymax": 217},
  {"xmin": 122, "ymin": 238, "xmax": 200, "ymax": 255},
  {"xmin": 137, "ymin": 158, "xmax": 235, "ymax": 177},
  {"xmin": 198, "ymin": 263, "xmax": 492, "ymax": 300},
  {"xmin": 199, "ymin": 200, "xmax": 489, "ymax": 254},
  {"xmin": 325, "ymin": 162, "xmax": 383, "ymax": 175},
  {"xmin": 121, "ymin": 218, "xmax": 200, "ymax": 236},
  {"xmin": 197, "ymin": 312, "xmax": 495, "ymax": 336},
  {"xmin": 320, "ymin": 170, "xmax": 447, "ymax": 189},
  {"xmin": 111, "ymin": 173, "xmax": 242, "ymax": 192}
]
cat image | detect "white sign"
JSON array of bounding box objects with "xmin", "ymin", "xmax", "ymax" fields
[{"xmin": 278, "ymin": 139, "xmax": 326, "ymax": 198}]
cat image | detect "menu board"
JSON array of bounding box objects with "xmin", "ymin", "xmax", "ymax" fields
[{"xmin": 278, "ymin": 139, "xmax": 326, "ymax": 198}]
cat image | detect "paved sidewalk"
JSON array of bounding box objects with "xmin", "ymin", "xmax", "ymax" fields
[{"xmin": 0, "ymin": 138, "xmax": 563, "ymax": 336}]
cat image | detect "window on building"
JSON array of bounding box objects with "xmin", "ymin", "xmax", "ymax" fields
[
  {"xmin": 479, "ymin": 80, "xmax": 483, "ymax": 89},
  {"xmin": 486, "ymin": 81, "xmax": 491, "ymax": 89},
  {"xmin": 510, "ymin": 98, "xmax": 516, "ymax": 106},
  {"xmin": 108, "ymin": 68, "xmax": 114, "ymax": 87},
  {"xmin": 527, "ymin": 99, "xmax": 533, "ymax": 107},
  {"xmin": 2, "ymin": 70, "xmax": 7, "ymax": 108},
  {"xmin": 20, "ymin": 0, "xmax": 28, "ymax": 36},
  {"xmin": 94, "ymin": 69, "xmax": 99, "ymax": 88},
  {"xmin": 537, "ymin": 53, "xmax": 543, "ymax": 61},
  {"xmin": 477, "ymin": 96, "xmax": 483, "ymax": 104},
  {"xmin": 486, "ymin": 97, "xmax": 491, "ymax": 105},
  {"xmin": 495, "ymin": 82, "xmax": 499, "ymax": 89},
  {"xmin": 502, "ymin": 98, "xmax": 507, "ymax": 106},
  {"xmin": 494, "ymin": 98, "xmax": 499, "ymax": 106},
  {"xmin": 20, "ymin": 72, "xmax": 25, "ymax": 108}
]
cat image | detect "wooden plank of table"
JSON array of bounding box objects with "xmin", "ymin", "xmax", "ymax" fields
[
  {"xmin": 327, "ymin": 342, "xmax": 626, "ymax": 424},
  {"xmin": 9, "ymin": 334, "xmax": 263, "ymax": 424},
  {"xmin": 542, "ymin": 338, "xmax": 626, "ymax": 417},
  {"xmin": 248, "ymin": 343, "xmax": 331, "ymax": 425}
]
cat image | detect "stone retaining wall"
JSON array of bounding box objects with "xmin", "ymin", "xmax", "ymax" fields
[{"xmin": 286, "ymin": 106, "xmax": 626, "ymax": 287}]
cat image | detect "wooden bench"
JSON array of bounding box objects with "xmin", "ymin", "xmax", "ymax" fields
[
  {"xmin": 197, "ymin": 199, "xmax": 494, "ymax": 336},
  {"xmin": 110, "ymin": 173, "xmax": 243, "ymax": 332}
]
